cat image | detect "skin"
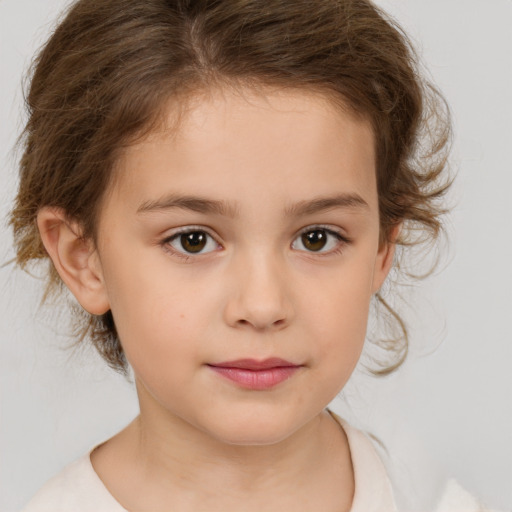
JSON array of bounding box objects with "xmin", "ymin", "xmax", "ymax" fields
[{"xmin": 38, "ymin": 87, "xmax": 396, "ymax": 511}]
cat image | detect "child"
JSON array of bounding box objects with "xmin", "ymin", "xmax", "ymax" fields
[{"xmin": 7, "ymin": 0, "xmax": 494, "ymax": 510}]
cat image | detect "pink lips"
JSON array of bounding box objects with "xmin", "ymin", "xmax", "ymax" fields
[{"xmin": 208, "ymin": 358, "xmax": 301, "ymax": 390}]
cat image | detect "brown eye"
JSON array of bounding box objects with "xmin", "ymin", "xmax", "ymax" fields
[
  {"xmin": 166, "ymin": 229, "xmax": 219, "ymax": 256},
  {"xmin": 180, "ymin": 232, "xmax": 207, "ymax": 253},
  {"xmin": 292, "ymin": 227, "xmax": 345, "ymax": 254},
  {"xmin": 301, "ymin": 230, "xmax": 328, "ymax": 251}
]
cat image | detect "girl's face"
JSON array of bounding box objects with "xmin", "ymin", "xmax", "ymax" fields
[{"xmin": 94, "ymin": 87, "xmax": 393, "ymax": 445}]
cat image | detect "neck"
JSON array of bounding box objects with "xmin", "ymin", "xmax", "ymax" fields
[
  {"xmin": 135, "ymin": 405, "xmax": 328, "ymax": 489},
  {"xmin": 96, "ymin": 381, "xmax": 354, "ymax": 511}
]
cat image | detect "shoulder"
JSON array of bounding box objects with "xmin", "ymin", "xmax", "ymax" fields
[
  {"xmin": 328, "ymin": 411, "xmax": 499, "ymax": 512},
  {"xmin": 435, "ymin": 479, "xmax": 499, "ymax": 512},
  {"xmin": 328, "ymin": 410, "xmax": 398, "ymax": 512},
  {"xmin": 20, "ymin": 449, "xmax": 127, "ymax": 512}
]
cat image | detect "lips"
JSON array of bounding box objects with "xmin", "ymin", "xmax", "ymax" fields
[{"xmin": 207, "ymin": 358, "xmax": 301, "ymax": 390}]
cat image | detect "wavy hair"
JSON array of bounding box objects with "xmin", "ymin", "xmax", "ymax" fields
[{"xmin": 10, "ymin": 0, "xmax": 451, "ymax": 375}]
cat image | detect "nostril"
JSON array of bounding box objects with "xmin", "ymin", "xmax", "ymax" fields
[{"xmin": 235, "ymin": 317, "xmax": 287, "ymax": 330}]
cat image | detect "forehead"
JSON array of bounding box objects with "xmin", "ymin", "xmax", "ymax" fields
[{"xmin": 109, "ymin": 86, "xmax": 377, "ymax": 214}]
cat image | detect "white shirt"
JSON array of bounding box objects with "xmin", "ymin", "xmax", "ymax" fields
[{"xmin": 20, "ymin": 414, "xmax": 487, "ymax": 512}]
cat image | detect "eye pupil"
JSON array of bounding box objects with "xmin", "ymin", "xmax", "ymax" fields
[
  {"xmin": 302, "ymin": 230, "xmax": 327, "ymax": 251},
  {"xmin": 181, "ymin": 232, "xmax": 207, "ymax": 253}
]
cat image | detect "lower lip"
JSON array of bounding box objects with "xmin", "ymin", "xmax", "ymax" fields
[{"xmin": 208, "ymin": 366, "xmax": 300, "ymax": 390}]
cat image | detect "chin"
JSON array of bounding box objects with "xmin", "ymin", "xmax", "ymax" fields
[
  {"xmin": 215, "ymin": 428, "xmax": 296, "ymax": 447},
  {"xmin": 201, "ymin": 410, "xmax": 309, "ymax": 447}
]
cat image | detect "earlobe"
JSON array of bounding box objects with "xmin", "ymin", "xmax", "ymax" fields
[
  {"xmin": 371, "ymin": 223, "xmax": 402, "ymax": 293},
  {"xmin": 37, "ymin": 207, "xmax": 110, "ymax": 315}
]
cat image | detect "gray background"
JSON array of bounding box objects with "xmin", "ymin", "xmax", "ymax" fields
[{"xmin": 1, "ymin": 1, "xmax": 511, "ymax": 510}]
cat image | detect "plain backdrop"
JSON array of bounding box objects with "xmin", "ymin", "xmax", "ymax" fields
[{"xmin": 1, "ymin": 1, "xmax": 511, "ymax": 511}]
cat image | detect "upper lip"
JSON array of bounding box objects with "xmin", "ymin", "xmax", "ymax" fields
[{"xmin": 208, "ymin": 358, "xmax": 299, "ymax": 370}]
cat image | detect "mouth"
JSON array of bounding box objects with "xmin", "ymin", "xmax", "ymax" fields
[{"xmin": 207, "ymin": 358, "xmax": 302, "ymax": 390}]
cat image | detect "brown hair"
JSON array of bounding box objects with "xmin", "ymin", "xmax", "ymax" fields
[{"xmin": 10, "ymin": 0, "xmax": 451, "ymax": 376}]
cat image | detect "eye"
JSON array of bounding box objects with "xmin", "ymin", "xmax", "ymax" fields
[
  {"xmin": 291, "ymin": 227, "xmax": 347, "ymax": 254},
  {"xmin": 164, "ymin": 229, "xmax": 220, "ymax": 257}
]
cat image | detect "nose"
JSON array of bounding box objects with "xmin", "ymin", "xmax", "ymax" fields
[{"xmin": 223, "ymin": 251, "xmax": 293, "ymax": 332}]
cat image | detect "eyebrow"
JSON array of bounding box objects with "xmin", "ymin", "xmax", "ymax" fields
[
  {"xmin": 283, "ymin": 194, "xmax": 369, "ymax": 216},
  {"xmin": 137, "ymin": 193, "xmax": 369, "ymax": 217}
]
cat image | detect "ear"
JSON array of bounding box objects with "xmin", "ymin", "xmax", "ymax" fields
[
  {"xmin": 371, "ymin": 223, "xmax": 402, "ymax": 294},
  {"xmin": 37, "ymin": 207, "xmax": 110, "ymax": 315}
]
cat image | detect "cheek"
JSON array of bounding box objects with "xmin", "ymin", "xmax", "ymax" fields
[
  {"xmin": 102, "ymin": 255, "xmax": 207, "ymax": 368},
  {"xmin": 303, "ymin": 260, "xmax": 375, "ymax": 369},
  {"xmin": 314, "ymin": 295, "xmax": 370, "ymax": 362},
  {"xmin": 117, "ymin": 302, "xmax": 207, "ymax": 405}
]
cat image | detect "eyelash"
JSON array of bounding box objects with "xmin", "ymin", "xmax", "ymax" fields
[{"xmin": 161, "ymin": 225, "xmax": 351, "ymax": 262}]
